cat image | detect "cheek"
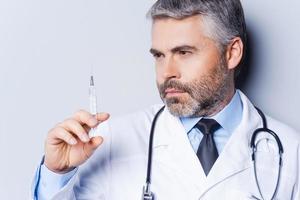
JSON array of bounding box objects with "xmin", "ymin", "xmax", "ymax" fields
[
  {"xmin": 177, "ymin": 57, "xmax": 207, "ymax": 80},
  {"xmin": 178, "ymin": 54, "xmax": 220, "ymax": 81},
  {"xmin": 155, "ymin": 63, "xmax": 164, "ymax": 83}
]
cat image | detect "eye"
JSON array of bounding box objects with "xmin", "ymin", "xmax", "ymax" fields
[
  {"xmin": 178, "ymin": 50, "xmax": 191, "ymax": 56},
  {"xmin": 153, "ymin": 52, "xmax": 163, "ymax": 59}
]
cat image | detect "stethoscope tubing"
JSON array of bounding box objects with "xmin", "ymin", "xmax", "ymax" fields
[
  {"xmin": 142, "ymin": 106, "xmax": 165, "ymax": 200},
  {"xmin": 143, "ymin": 106, "xmax": 284, "ymax": 200}
]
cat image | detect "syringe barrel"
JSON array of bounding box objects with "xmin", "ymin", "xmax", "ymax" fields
[{"xmin": 89, "ymin": 86, "xmax": 97, "ymax": 115}]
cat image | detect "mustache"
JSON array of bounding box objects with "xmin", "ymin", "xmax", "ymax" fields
[{"xmin": 158, "ymin": 79, "xmax": 193, "ymax": 98}]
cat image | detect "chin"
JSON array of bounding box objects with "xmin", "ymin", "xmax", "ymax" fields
[{"xmin": 165, "ymin": 98, "xmax": 197, "ymax": 117}]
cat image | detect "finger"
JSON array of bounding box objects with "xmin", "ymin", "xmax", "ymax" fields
[
  {"xmin": 82, "ymin": 113, "xmax": 110, "ymax": 133},
  {"xmin": 91, "ymin": 113, "xmax": 110, "ymax": 128},
  {"xmin": 48, "ymin": 126, "xmax": 78, "ymax": 145},
  {"xmin": 95, "ymin": 113, "xmax": 110, "ymax": 122},
  {"xmin": 83, "ymin": 124, "xmax": 91, "ymax": 133},
  {"xmin": 83, "ymin": 136, "xmax": 104, "ymax": 157},
  {"xmin": 58, "ymin": 119, "xmax": 90, "ymax": 143},
  {"xmin": 73, "ymin": 109, "xmax": 98, "ymax": 127}
]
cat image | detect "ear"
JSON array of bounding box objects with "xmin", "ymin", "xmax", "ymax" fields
[{"xmin": 225, "ymin": 37, "xmax": 244, "ymax": 70}]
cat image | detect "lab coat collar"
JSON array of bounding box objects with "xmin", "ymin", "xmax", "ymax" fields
[{"xmin": 152, "ymin": 90, "xmax": 263, "ymax": 197}]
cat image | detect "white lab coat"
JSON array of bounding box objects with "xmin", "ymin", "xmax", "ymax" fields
[{"xmin": 32, "ymin": 91, "xmax": 300, "ymax": 200}]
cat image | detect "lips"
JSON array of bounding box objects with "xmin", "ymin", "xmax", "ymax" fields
[{"xmin": 164, "ymin": 88, "xmax": 185, "ymax": 97}]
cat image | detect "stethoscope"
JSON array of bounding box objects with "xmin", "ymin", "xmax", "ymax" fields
[{"xmin": 142, "ymin": 106, "xmax": 284, "ymax": 200}]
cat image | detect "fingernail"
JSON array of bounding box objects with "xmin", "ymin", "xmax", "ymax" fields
[
  {"xmin": 70, "ymin": 138, "xmax": 77, "ymax": 145},
  {"xmin": 90, "ymin": 117, "xmax": 98, "ymax": 125}
]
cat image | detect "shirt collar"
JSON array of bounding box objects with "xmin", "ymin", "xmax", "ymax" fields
[{"xmin": 180, "ymin": 90, "xmax": 243, "ymax": 134}]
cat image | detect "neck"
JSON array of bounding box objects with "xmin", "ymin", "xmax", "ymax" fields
[{"xmin": 206, "ymin": 88, "xmax": 235, "ymax": 117}]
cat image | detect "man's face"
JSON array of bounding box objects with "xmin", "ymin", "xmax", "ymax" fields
[{"xmin": 150, "ymin": 15, "xmax": 233, "ymax": 117}]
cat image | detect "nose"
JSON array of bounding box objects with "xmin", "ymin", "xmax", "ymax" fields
[{"xmin": 161, "ymin": 56, "xmax": 180, "ymax": 80}]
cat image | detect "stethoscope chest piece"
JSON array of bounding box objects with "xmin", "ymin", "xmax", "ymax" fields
[{"xmin": 142, "ymin": 183, "xmax": 155, "ymax": 200}]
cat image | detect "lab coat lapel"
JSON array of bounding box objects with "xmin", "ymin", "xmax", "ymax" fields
[
  {"xmin": 153, "ymin": 106, "xmax": 206, "ymax": 191},
  {"xmin": 199, "ymin": 91, "xmax": 263, "ymax": 196}
]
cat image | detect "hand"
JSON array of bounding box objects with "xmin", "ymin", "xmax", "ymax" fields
[{"xmin": 44, "ymin": 110, "xmax": 110, "ymax": 173}]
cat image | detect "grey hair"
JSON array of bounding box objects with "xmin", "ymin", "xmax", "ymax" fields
[{"xmin": 147, "ymin": 0, "xmax": 247, "ymax": 76}]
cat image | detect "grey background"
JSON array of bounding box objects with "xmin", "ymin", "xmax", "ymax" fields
[{"xmin": 0, "ymin": 0, "xmax": 299, "ymax": 199}]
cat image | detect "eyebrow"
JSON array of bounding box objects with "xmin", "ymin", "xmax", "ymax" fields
[
  {"xmin": 149, "ymin": 45, "xmax": 198, "ymax": 56},
  {"xmin": 171, "ymin": 45, "xmax": 198, "ymax": 53},
  {"xmin": 149, "ymin": 48, "xmax": 162, "ymax": 56}
]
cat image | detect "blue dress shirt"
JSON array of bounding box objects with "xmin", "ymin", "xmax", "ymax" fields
[
  {"xmin": 34, "ymin": 91, "xmax": 243, "ymax": 199},
  {"xmin": 180, "ymin": 91, "xmax": 243, "ymax": 154}
]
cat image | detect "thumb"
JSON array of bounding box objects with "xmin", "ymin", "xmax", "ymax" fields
[{"xmin": 84, "ymin": 136, "xmax": 104, "ymax": 157}]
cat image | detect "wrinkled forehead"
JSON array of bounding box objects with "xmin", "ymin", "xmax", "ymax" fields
[{"xmin": 151, "ymin": 15, "xmax": 211, "ymax": 51}]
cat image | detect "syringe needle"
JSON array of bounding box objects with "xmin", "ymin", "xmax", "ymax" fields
[{"xmin": 90, "ymin": 75, "xmax": 94, "ymax": 86}]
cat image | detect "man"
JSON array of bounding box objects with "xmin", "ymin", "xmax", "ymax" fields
[{"xmin": 32, "ymin": 0, "xmax": 300, "ymax": 199}]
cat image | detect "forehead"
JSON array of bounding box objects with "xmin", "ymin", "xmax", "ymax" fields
[{"xmin": 151, "ymin": 15, "xmax": 209, "ymax": 49}]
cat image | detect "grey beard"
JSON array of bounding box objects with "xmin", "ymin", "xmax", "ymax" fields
[
  {"xmin": 158, "ymin": 59, "xmax": 231, "ymax": 117},
  {"xmin": 163, "ymin": 79, "xmax": 228, "ymax": 117}
]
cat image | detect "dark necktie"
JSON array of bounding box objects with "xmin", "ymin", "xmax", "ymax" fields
[{"xmin": 195, "ymin": 118, "xmax": 220, "ymax": 176}]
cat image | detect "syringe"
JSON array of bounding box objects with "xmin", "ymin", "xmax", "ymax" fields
[{"xmin": 89, "ymin": 75, "xmax": 97, "ymax": 136}]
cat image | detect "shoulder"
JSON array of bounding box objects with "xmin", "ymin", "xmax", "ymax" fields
[
  {"xmin": 238, "ymin": 90, "xmax": 300, "ymax": 142},
  {"xmin": 108, "ymin": 104, "xmax": 164, "ymax": 129},
  {"xmin": 238, "ymin": 90, "xmax": 300, "ymax": 148},
  {"xmin": 266, "ymin": 115, "xmax": 300, "ymax": 143},
  {"xmin": 90, "ymin": 104, "xmax": 164, "ymax": 160},
  {"xmin": 96, "ymin": 104, "xmax": 163, "ymax": 135},
  {"xmin": 105, "ymin": 104, "xmax": 165, "ymax": 157},
  {"xmin": 101, "ymin": 104, "xmax": 164, "ymax": 142}
]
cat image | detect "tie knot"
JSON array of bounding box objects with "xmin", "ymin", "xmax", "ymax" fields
[{"xmin": 196, "ymin": 118, "xmax": 220, "ymax": 135}]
